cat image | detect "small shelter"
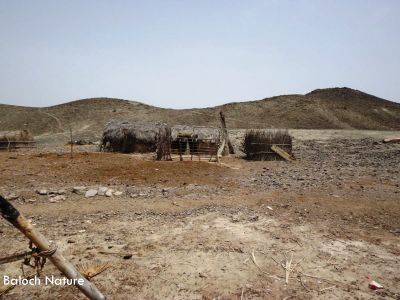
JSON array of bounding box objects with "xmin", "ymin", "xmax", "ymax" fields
[
  {"xmin": 101, "ymin": 120, "xmax": 163, "ymax": 153},
  {"xmin": 0, "ymin": 129, "xmax": 35, "ymax": 151},
  {"xmin": 101, "ymin": 120, "xmax": 225, "ymax": 161},
  {"xmin": 241, "ymin": 129, "xmax": 294, "ymax": 161},
  {"xmin": 164, "ymin": 125, "xmax": 222, "ymax": 161}
]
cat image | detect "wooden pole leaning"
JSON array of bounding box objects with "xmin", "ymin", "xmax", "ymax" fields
[{"xmin": 0, "ymin": 195, "xmax": 106, "ymax": 300}]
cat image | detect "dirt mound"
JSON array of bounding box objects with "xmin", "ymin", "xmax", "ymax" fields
[{"xmin": 0, "ymin": 88, "xmax": 399, "ymax": 144}]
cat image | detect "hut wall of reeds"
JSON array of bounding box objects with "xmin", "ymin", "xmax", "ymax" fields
[
  {"xmin": 101, "ymin": 120, "xmax": 224, "ymax": 159},
  {"xmin": 101, "ymin": 120, "xmax": 163, "ymax": 153},
  {"xmin": 241, "ymin": 129, "xmax": 293, "ymax": 161},
  {"xmin": 168, "ymin": 125, "xmax": 222, "ymax": 160},
  {"xmin": 0, "ymin": 129, "xmax": 35, "ymax": 150}
]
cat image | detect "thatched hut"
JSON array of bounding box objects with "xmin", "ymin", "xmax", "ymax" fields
[
  {"xmin": 169, "ymin": 125, "xmax": 222, "ymax": 158},
  {"xmin": 101, "ymin": 120, "xmax": 163, "ymax": 153},
  {"xmin": 0, "ymin": 129, "xmax": 35, "ymax": 150},
  {"xmin": 101, "ymin": 120, "xmax": 223, "ymax": 160}
]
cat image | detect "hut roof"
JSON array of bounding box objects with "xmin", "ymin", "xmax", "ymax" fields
[
  {"xmin": 0, "ymin": 129, "xmax": 34, "ymax": 142},
  {"xmin": 102, "ymin": 120, "xmax": 164, "ymax": 142},
  {"xmin": 103, "ymin": 121, "xmax": 221, "ymax": 141},
  {"xmin": 171, "ymin": 125, "xmax": 221, "ymax": 140}
]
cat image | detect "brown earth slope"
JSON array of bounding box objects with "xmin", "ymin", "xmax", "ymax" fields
[{"xmin": 0, "ymin": 87, "xmax": 399, "ymax": 142}]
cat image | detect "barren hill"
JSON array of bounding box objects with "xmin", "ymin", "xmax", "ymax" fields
[{"xmin": 0, "ymin": 87, "xmax": 399, "ymax": 142}]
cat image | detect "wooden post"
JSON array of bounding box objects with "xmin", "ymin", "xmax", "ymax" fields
[
  {"xmin": 219, "ymin": 111, "xmax": 235, "ymax": 155},
  {"xmin": 69, "ymin": 127, "xmax": 73, "ymax": 159},
  {"xmin": 270, "ymin": 144, "xmax": 295, "ymax": 162},
  {"xmin": 178, "ymin": 138, "xmax": 183, "ymax": 161},
  {"xmin": 0, "ymin": 196, "xmax": 106, "ymax": 300},
  {"xmin": 215, "ymin": 141, "xmax": 220, "ymax": 163},
  {"xmin": 7, "ymin": 136, "xmax": 11, "ymax": 152}
]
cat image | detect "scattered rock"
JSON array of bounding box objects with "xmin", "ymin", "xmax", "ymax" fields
[
  {"xmin": 50, "ymin": 195, "xmax": 66, "ymax": 202},
  {"xmin": 249, "ymin": 215, "xmax": 259, "ymax": 222},
  {"xmin": 85, "ymin": 189, "xmax": 98, "ymax": 198},
  {"xmin": 73, "ymin": 186, "xmax": 86, "ymax": 195},
  {"xmin": 123, "ymin": 254, "xmax": 133, "ymax": 260},
  {"xmin": 105, "ymin": 189, "xmax": 114, "ymax": 197},
  {"xmin": 37, "ymin": 189, "xmax": 48, "ymax": 195},
  {"xmin": 113, "ymin": 191, "xmax": 123, "ymax": 196},
  {"xmin": 231, "ymin": 216, "xmax": 239, "ymax": 223},
  {"xmin": 98, "ymin": 187, "xmax": 108, "ymax": 196},
  {"xmin": 67, "ymin": 239, "xmax": 76, "ymax": 243},
  {"xmin": 6, "ymin": 193, "xmax": 19, "ymax": 200}
]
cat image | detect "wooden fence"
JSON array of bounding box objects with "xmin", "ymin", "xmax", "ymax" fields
[
  {"xmin": 0, "ymin": 141, "xmax": 37, "ymax": 151},
  {"xmin": 158, "ymin": 137, "xmax": 219, "ymax": 162}
]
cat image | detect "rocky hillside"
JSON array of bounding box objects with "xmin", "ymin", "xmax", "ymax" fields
[{"xmin": 0, "ymin": 87, "xmax": 399, "ymax": 143}]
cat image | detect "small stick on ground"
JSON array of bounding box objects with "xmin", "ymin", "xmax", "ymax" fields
[
  {"xmin": 299, "ymin": 276, "xmax": 311, "ymax": 292},
  {"xmin": 250, "ymin": 250, "xmax": 281, "ymax": 280},
  {"xmin": 285, "ymin": 252, "xmax": 293, "ymax": 285},
  {"xmin": 319, "ymin": 286, "xmax": 336, "ymax": 293},
  {"xmin": 271, "ymin": 256, "xmax": 285, "ymax": 269},
  {"xmin": 299, "ymin": 272, "xmax": 334, "ymax": 283},
  {"xmin": 0, "ymin": 284, "xmax": 15, "ymax": 297},
  {"xmin": 251, "ymin": 250, "xmax": 262, "ymax": 271}
]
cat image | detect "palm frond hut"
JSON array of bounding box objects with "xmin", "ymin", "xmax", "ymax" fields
[
  {"xmin": 101, "ymin": 120, "xmax": 163, "ymax": 153},
  {"xmin": 168, "ymin": 125, "xmax": 222, "ymax": 160},
  {"xmin": 0, "ymin": 129, "xmax": 35, "ymax": 151},
  {"xmin": 101, "ymin": 120, "xmax": 224, "ymax": 160}
]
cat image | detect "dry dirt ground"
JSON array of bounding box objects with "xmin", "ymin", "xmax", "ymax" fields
[{"xmin": 1, "ymin": 130, "xmax": 399, "ymax": 300}]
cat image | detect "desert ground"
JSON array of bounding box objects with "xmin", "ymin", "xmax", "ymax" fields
[{"xmin": 1, "ymin": 129, "xmax": 399, "ymax": 300}]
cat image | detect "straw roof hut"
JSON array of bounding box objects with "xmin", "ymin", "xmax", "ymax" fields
[
  {"xmin": 101, "ymin": 120, "xmax": 163, "ymax": 153},
  {"xmin": 101, "ymin": 120, "xmax": 223, "ymax": 155},
  {"xmin": 0, "ymin": 129, "xmax": 35, "ymax": 150}
]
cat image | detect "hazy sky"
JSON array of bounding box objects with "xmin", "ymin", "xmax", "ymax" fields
[{"xmin": 0, "ymin": 0, "xmax": 399, "ymax": 108}]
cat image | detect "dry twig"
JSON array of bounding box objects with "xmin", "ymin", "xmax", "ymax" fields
[
  {"xmin": 299, "ymin": 276, "xmax": 311, "ymax": 292},
  {"xmin": 319, "ymin": 286, "xmax": 336, "ymax": 293},
  {"xmin": 285, "ymin": 252, "xmax": 293, "ymax": 285},
  {"xmin": 0, "ymin": 284, "xmax": 15, "ymax": 297},
  {"xmin": 250, "ymin": 250, "xmax": 281, "ymax": 280},
  {"xmin": 76, "ymin": 262, "xmax": 111, "ymax": 280}
]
